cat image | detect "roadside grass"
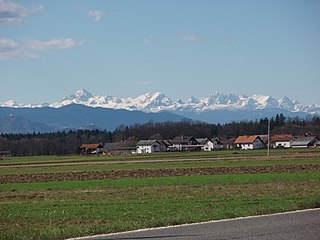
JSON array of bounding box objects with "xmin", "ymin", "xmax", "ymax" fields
[{"xmin": 1, "ymin": 172, "xmax": 320, "ymax": 240}]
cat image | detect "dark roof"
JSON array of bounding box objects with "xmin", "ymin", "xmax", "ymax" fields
[
  {"xmin": 171, "ymin": 136, "xmax": 198, "ymax": 145},
  {"xmin": 195, "ymin": 138, "xmax": 210, "ymax": 145},
  {"xmin": 291, "ymin": 136, "xmax": 317, "ymax": 146},
  {"xmin": 211, "ymin": 138, "xmax": 223, "ymax": 144},
  {"xmin": 103, "ymin": 142, "xmax": 136, "ymax": 151},
  {"xmin": 136, "ymin": 140, "xmax": 160, "ymax": 146}
]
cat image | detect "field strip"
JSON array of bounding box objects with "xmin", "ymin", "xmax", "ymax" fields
[
  {"xmin": 1, "ymin": 152, "xmax": 319, "ymax": 168},
  {"xmin": 66, "ymin": 208, "xmax": 320, "ymax": 240},
  {"xmin": 1, "ymin": 164, "xmax": 319, "ymax": 183}
]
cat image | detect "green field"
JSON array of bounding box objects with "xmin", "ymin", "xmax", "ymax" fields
[{"xmin": 1, "ymin": 149, "xmax": 320, "ymax": 240}]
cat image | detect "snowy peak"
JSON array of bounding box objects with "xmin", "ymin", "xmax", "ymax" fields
[
  {"xmin": 64, "ymin": 89, "xmax": 93, "ymax": 101},
  {"xmin": 251, "ymin": 95, "xmax": 279, "ymax": 109}
]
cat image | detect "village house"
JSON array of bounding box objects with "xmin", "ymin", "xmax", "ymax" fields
[
  {"xmin": 271, "ymin": 134, "xmax": 295, "ymax": 148},
  {"xmin": 196, "ymin": 138, "xmax": 213, "ymax": 151},
  {"xmin": 196, "ymin": 138, "xmax": 223, "ymax": 151},
  {"xmin": 136, "ymin": 140, "xmax": 162, "ymax": 154},
  {"xmin": 170, "ymin": 136, "xmax": 200, "ymax": 151},
  {"xmin": 234, "ymin": 135, "xmax": 264, "ymax": 150},
  {"xmin": 79, "ymin": 143, "xmax": 103, "ymax": 154},
  {"xmin": 291, "ymin": 136, "xmax": 319, "ymax": 148}
]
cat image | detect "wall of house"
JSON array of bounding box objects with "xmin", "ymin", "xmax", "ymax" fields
[
  {"xmin": 202, "ymin": 141, "xmax": 213, "ymax": 151},
  {"xmin": 137, "ymin": 144, "xmax": 161, "ymax": 154},
  {"xmin": 274, "ymin": 141, "xmax": 291, "ymax": 148},
  {"xmin": 239, "ymin": 143, "xmax": 254, "ymax": 150},
  {"xmin": 253, "ymin": 139, "xmax": 263, "ymax": 149}
]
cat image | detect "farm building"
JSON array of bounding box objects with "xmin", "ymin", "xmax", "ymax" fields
[
  {"xmin": 291, "ymin": 136, "xmax": 319, "ymax": 148},
  {"xmin": 80, "ymin": 143, "xmax": 103, "ymax": 154},
  {"xmin": 234, "ymin": 135, "xmax": 264, "ymax": 150},
  {"xmin": 271, "ymin": 134, "xmax": 295, "ymax": 148},
  {"xmin": 102, "ymin": 142, "xmax": 135, "ymax": 155}
]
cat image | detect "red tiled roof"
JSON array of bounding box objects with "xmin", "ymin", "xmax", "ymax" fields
[
  {"xmin": 234, "ymin": 135, "xmax": 259, "ymax": 144},
  {"xmin": 80, "ymin": 144, "xmax": 102, "ymax": 149},
  {"xmin": 271, "ymin": 134, "xmax": 294, "ymax": 141}
]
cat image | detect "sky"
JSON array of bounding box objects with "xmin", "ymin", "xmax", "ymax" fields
[{"xmin": 0, "ymin": 0, "xmax": 319, "ymax": 106}]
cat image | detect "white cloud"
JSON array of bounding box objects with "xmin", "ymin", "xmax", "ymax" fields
[
  {"xmin": 0, "ymin": 37, "xmax": 37, "ymax": 59},
  {"xmin": 181, "ymin": 34, "xmax": 199, "ymax": 42},
  {"xmin": 0, "ymin": 37, "xmax": 84, "ymax": 59},
  {"xmin": 88, "ymin": 10, "xmax": 103, "ymax": 22},
  {"xmin": 26, "ymin": 38, "xmax": 85, "ymax": 50},
  {"xmin": 0, "ymin": 0, "xmax": 43, "ymax": 24}
]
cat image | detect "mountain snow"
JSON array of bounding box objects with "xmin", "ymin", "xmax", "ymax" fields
[{"xmin": 1, "ymin": 89, "xmax": 319, "ymax": 115}]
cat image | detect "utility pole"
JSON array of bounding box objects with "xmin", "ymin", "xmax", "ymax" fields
[{"xmin": 267, "ymin": 118, "xmax": 270, "ymax": 158}]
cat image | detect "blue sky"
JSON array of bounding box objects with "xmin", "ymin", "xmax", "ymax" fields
[{"xmin": 0, "ymin": 0, "xmax": 319, "ymax": 105}]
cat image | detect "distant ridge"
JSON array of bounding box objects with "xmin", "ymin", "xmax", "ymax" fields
[{"xmin": 0, "ymin": 104, "xmax": 186, "ymax": 133}]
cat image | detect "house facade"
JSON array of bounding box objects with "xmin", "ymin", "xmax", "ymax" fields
[
  {"xmin": 234, "ymin": 136, "xmax": 264, "ymax": 150},
  {"xmin": 271, "ymin": 134, "xmax": 295, "ymax": 148},
  {"xmin": 196, "ymin": 138, "xmax": 213, "ymax": 151},
  {"xmin": 136, "ymin": 140, "xmax": 162, "ymax": 154}
]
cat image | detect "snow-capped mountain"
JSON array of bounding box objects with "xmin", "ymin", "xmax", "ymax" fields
[{"xmin": 1, "ymin": 89, "xmax": 319, "ymax": 116}]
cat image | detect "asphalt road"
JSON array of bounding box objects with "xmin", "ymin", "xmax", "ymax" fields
[{"xmin": 70, "ymin": 209, "xmax": 320, "ymax": 240}]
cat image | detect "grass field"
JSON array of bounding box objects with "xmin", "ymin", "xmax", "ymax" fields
[{"xmin": 1, "ymin": 149, "xmax": 320, "ymax": 240}]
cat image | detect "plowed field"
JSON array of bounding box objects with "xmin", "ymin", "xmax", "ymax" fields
[{"xmin": 1, "ymin": 164, "xmax": 319, "ymax": 184}]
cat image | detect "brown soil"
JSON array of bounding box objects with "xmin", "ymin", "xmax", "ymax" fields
[{"xmin": 1, "ymin": 164, "xmax": 320, "ymax": 184}]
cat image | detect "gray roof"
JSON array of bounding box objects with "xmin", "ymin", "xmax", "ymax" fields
[
  {"xmin": 291, "ymin": 137, "xmax": 317, "ymax": 146},
  {"xmin": 195, "ymin": 138, "xmax": 210, "ymax": 145},
  {"xmin": 136, "ymin": 140, "xmax": 160, "ymax": 146}
]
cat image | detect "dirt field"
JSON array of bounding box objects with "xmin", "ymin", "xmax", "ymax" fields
[{"xmin": 1, "ymin": 164, "xmax": 319, "ymax": 184}]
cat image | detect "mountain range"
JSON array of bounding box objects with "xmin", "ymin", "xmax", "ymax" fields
[
  {"xmin": 1, "ymin": 89, "xmax": 319, "ymax": 114},
  {"xmin": 0, "ymin": 89, "xmax": 319, "ymax": 133}
]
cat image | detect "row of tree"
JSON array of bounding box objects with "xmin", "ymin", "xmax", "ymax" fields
[{"xmin": 0, "ymin": 114, "xmax": 319, "ymax": 156}]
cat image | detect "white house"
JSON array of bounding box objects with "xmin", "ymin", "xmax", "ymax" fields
[
  {"xmin": 196, "ymin": 138, "xmax": 223, "ymax": 151},
  {"xmin": 136, "ymin": 140, "xmax": 161, "ymax": 154},
  {"xmin": 196, "ymin": 138, "xmax": 213, "ymax": 151},
  {"xmin": 271, "ymin": 134, "xmax": 295, "ymax": 148},
  {"xmin": 234, "ymin": 135, "xmax": 264, "ymax": 150}
]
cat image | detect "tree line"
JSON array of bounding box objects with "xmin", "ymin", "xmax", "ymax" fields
[{"xmin": 0, "ymin": 114, "xmax": 319, "ymax": 156}]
